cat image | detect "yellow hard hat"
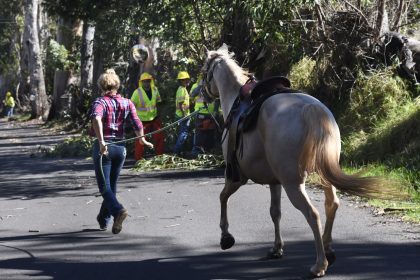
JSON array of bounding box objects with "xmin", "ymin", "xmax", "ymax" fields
[
  {"xmin": 140, "ymin": 72, "xmax": 153, "ymax": 81},
  {"xmin": 138, "ymin": 72, "xmax": 155, "ymax": 89},
  {"xmin": 177, "ymin": 71, "xmax": 190, "ymax": 80},
  {"xmin": 6, "ymin": 91, "xmax": 11, "ymax": 96}
]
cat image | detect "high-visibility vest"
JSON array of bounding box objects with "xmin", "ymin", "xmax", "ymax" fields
[
  {"xmin": 175, "ymin": 86, "xmax": 190, "ymax": 117},
  {"xmin": 131, "ymin": 87, "xmax": 161, "ymax": 121},
  {"xmin": 194, "ymin": 94, "xmax": 215, "ymax": 114},
  {"xmin": 5, "ymin": 96, "xmax": 15, "ymax": 107},
  {"xmin": 190, "ymin": 82, "xmax": 199, "ymax": 95}
]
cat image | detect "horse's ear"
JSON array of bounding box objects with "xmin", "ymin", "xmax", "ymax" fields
[{"xmin": 218, "ymin": 43, "xmax": 229, "ymax": 52}]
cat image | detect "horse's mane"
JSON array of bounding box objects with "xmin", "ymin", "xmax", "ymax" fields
[{"xmin": 207, "ymin": 48, "xmax": 251, "ymax": 84}]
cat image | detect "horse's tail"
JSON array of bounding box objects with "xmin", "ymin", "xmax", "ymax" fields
[{"xmin": 299, "ymin": 103, "xmax": 402, "ymax": 199}]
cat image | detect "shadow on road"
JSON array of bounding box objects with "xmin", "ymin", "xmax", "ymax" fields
[{"xmin": 0, "ymin": 229, "xmax": 419, "ymax": 280}]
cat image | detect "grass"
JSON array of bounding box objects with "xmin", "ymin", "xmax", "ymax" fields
[
  {"xmin": 15, "ymin": 113, "xmax": 32, "ymax": 122},
  {"xmin": 338, "ymin": 163, "xmax": 418, "ymax": 223},
  {"xmin": 307, "ymin": 163, "xmax": 420, "ymax": 223}
]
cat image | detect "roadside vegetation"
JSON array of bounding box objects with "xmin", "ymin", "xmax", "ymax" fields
[
  {"xmin": 133, "ymin": 154, "xmax": 224, "ymax": 171},
  {"xmin": 290, "ymin": 57, "xmax": 420, "ymax": 223}
]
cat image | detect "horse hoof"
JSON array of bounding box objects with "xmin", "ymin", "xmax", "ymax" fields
[
  {"xmin": 220, "ymin": 233, "xmax": 235, "ymax": 250},
  {"xmin": 266, "ymin": 248, "xmax": 283, "ymax": 259},
  {"xmin": 326, "ymin": 251, "xmax": 336, "ymax": 267}
]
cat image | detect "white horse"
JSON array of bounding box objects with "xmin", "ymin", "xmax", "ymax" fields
[{"xmin": 201, "ymin": 45, "xmax": 397, "ymax": 277}]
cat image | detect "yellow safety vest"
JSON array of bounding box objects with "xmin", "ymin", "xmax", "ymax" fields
[
  {"xmin": 131, "ymin": 87, "xmax": 161, "ymax": 121},
  {"xmin": 5, "ymin": 96, "xmax": 15, "ymax": 107},
  {"xmin": 190, "ymin": 82, "xmax": 199, "ymax": 95},
  {"xmin": 194, "ymin": 94, "xmax": 215, "ymax": 114},
  {"xmin": 175, "ymin": 86, "xmax": 190, "ymax": 117}
]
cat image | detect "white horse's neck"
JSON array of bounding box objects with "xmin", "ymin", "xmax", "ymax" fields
[{"xmin": 213, "ymin": 59, "xmax": 248, "ymax": 121}]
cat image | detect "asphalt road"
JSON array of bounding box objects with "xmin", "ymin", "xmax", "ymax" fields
[{"xmin": 0, "ymin": 118, "xmax": 419, "ymax": 280}]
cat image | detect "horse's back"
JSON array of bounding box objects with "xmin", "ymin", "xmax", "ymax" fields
[{"xmin": 260, "ymin": 92, "xmax": 337, "ymax": 137}]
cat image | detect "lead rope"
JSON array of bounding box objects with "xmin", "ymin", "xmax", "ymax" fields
[{"xmin": 98, "ymin": 109, "xmax": 203, "ymax": 190}]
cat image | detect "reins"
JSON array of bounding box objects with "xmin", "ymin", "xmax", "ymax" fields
[{"xmin": 202, "ymin": 54, "xmax": 256, "ymax": 146}]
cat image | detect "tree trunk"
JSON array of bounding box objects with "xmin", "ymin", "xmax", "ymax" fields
[
  {"xmin": 37, "ymin": 0, "xmax": 49, "ymax": 60},
  {"xmin": 73, "ymin": 20, "xmax": 95, "ymax": 119},
  {"xmin": 392, "ymin": 0, "xmax": 405, "ymax": 31},
  {"xmin": 375, "ymin": 0, "xmax": 389, "ymax": 39},
  {"xmin": 49, "ymin": 18, "xmax": 81, "ymax": 120},
  {"xmin": 92, "ymin": 47, "xmax": 103, "ymax": 98},
  {"xmin": 24, "ymin": 0, "xmax": 49, "ymax": 120},
  {"xmin": 17, "ymin": 3, "xmax": 30, "ymax": 111},
  {"xmin": 80, "ymin": 21, "xmax": 95, "ymax": 94}
]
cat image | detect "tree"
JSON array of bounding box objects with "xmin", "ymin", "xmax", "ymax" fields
[
  {"xmin": 0, "ymin": 0, "xmax": 23, "ymax": 107},
  {"xmin": 48, "ymin": 17, "xmax": 82, "ymax": 119},
  {"xmin": 24, "ymin": 0, "xmax": 49, "ymax": 119}
]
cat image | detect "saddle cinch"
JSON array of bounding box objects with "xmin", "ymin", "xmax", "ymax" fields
[{"xmin": 225, "ymin": 76, "xmax": 302, "ymax": 183}]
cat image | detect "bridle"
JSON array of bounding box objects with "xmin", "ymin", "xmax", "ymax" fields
[{"xmin": 201, "ymin": 54, "xmax": 223, "ymax": 102}]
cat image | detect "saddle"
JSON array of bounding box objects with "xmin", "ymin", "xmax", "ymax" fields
[{"xmin": 224, "ymin": 76, "xmax": 302, "ymax": 183}]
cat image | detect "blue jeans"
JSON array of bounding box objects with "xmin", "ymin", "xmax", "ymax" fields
[
  {"xmin": 5, "ymin": 106, "xmax": 13, "ymax": 117},
  {"xmin": 173, "ymin": 117, "xmax": 190, "ymax": 154},
  {"xmin": 92, "ymin": 140, "xmax": 126, "ymax": 223}
]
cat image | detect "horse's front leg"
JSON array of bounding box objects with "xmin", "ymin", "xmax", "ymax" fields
[
  {"xmin": 220, "ymin": 179, "xmax": 242, "ymax": 250},
  {"xmin": 268, "ymin": 183, "xmax": 283, "ymax": 258}
]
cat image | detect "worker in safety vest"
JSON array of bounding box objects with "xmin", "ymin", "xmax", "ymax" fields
[
  {"xmin": 190, "ymin": 78, "xmax": 219, "ymax": 157},
  {"xmin": 173, "ymin": 71, "xmax": 191, "ymax": 155},
  {"xmin": 131, "ymin": 72, "xmax": 164, "ymax": 160},
  {"xmin": 3, "ymin": 91, "xmax": 15, "ymax": 118}
]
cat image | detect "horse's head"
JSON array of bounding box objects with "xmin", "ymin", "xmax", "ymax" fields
[{"xmin": 201, "ymin": 44, "xmax": 234, "ymax": 102}]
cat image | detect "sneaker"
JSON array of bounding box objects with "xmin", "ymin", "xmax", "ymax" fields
[
  {"xmin": 112, "ymin": 209, "xmax": 128, "ymax": 234},
  {"xmin": 97, "ymin": 215, "xmax": 108, "ymax": 230}
]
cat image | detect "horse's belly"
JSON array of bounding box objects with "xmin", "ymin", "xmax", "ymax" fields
[
  {"xmin": 240, "ymin": 161, "xmax": 278, "ymax": 184},
  {"xmin": 237, "ymin": 135, "xmax": 279, "ymax": 184}
]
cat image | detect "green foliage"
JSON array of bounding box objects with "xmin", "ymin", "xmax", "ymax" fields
[
  {"xmin": 342, "ymin": 101, "xmax": 419, "ymax": 179},
  {"xmin": 47, "ymin": 135, "xmax": 94, "ymax": 157},
  {"xmin": 133, "ymin": 154, "xmax": 224, "ymax": 171},
  {"xmin": 288, "ymin": 56, "xmax": 419, "ymax": 199},
  {"xmin": 0, "ymin": 0, "xmax": 22, "ymax": 75},
  {"xmin": 288, "ymin": 56, "xmax": 318, "ymax": 92},
  {"xmin": 336, "ymin": 68, "xmax": 420, "ymax": 190},
  {"xmin": 341, "ymin": 68, "xmax": 412, "ymax": 134},
  {"xmin": 46, "ymin": 40, "xmax": 71, "ymax": 70}
]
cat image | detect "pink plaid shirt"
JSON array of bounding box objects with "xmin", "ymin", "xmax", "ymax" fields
[{"xmin": 91, "ymin": 93, "xmax": 143, "ymax": 140}]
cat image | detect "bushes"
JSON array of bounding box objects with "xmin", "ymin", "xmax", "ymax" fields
[
  {"xmin": 47, "ymin": 135, "xmax": 94, "ymax": 157},
  {"xmin": 288, "ymin": 56, "xmax": 318, "ymax": 92},
  {"xmin": 340, "ymin": 68, "xmax": 412, "ymax": 134},
  {"xmin": 289, "ymin": 56, "xmax": 420, "ymax": 190}
]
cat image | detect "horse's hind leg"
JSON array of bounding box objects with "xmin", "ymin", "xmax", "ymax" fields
[
  {"xmin": 220, "ymin": 180, "xmax": 242, "ymax": 250},
  {"xmin": 283, "ymin": 181, "xmax": 328, "ymax": 277},
  {"xmin": 268, "ymin": 183, "xmax": 283, "ymax": 258},
  {"xmin": 322, "ymin": 184, "xmax": 339, "ymax": 265}
]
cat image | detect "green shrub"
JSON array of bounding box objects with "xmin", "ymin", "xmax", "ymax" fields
[
  {"xmin": 47, "ymin": 135, "xmax": 94, "ymax": 157},
  {"xmin": 340, "ymin": 68, "xmax": 412, "ymax": 134},
  {"xmin": 288, "ymin": 56, "xmax": 318, "ymax": 92},
  {"xmin": 133, "ymin": 154, "xmax": 224, "ymax": 171},
  {"xmin": 339, "ymin": 68, "xmax": 420, "ymax": 189}
]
